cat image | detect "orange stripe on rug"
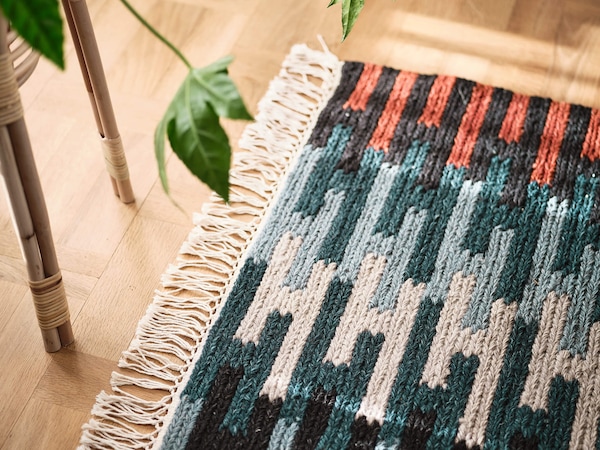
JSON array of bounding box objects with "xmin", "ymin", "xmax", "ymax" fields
[
  {"xmin": 530, "ymin": 101, "xmax": 571, "ymax": 185},
  {"xmin": 447, "ymin": 84, "xmax": 494, "ymax": 168},
  {"xmin": 498, "ymin": 93, "xmax": 530, "ymax": 143},
  {"xmin": 581, "ymin": 109, "xmax": 600, "ymax": 162},
  {"xmin": 368, "ymin": 71, "xmax": 419, "ymax": 152},
  {"xmin": 418, "ymin": 75, "xmax": 456, "ymax": 128},
  {"xmin": 343, "ymin": 63, "xmax": 383, "ymax": 111}
]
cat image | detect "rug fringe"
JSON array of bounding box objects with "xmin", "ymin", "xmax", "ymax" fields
[{"xmin": 78, "ymin": 43, "xmax": 342, "ymax": 449}]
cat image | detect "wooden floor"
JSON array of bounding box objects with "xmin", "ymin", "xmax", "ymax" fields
[{"xmin": 1, "ymin": 0, "xmax": 600, "ymax": 448}]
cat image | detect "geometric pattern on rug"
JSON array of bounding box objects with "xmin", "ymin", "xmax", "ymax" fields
[{"xmin": 159, "ymin": 61, "xmax": 600, "ymax": 449}]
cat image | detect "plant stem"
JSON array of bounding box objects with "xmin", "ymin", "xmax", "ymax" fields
[{"xmin": 119, "ymin": 0, "xmax": 193, "ymax": 69}]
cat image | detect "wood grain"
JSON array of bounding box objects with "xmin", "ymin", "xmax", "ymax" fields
[{"xmin": 1, "ymin": 0, "xmax": 600, "ymax": 448}]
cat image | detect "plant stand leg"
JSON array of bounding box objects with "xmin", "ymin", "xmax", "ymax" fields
[
  {"xmin": 8, "ymin": 120, "xmax": 75, "ymax": 349},
  {"xmin": 61, "ymin": 0, "xmax": 135, "ymax": 204},
  {"xmin": 0, "ymin": 132, "xmax": 74, "ymax": 351},
  {"xmin": 0, "ymin": 16, "xmax": 73, "ymax": 352}
]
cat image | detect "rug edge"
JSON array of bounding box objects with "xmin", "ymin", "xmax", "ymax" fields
[{"xmin": 77, "ymin": 43, "xmax": 343, "ymax": 450}]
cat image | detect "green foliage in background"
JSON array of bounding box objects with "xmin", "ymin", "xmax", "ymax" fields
[
  {"xmin": 328, "ymin": 0, "xmax": 365, "ymax": 40},
  {"xmin": 0, "ymin": 0, "xmax": 64, "ymax": 69}
]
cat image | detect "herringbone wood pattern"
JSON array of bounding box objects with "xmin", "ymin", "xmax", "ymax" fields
[{"xmin": 2, "ymin": 0, "xmax": 600, "ymax": 448}]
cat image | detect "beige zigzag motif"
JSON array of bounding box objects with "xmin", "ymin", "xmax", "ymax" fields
[
  {"xmin": 421, "ymin": 272, "xmax": 518, "ymax": 449},
  {"xmin": 234, "ymin": 232, "xmax": 337, "ymax": 401},
  {"xmin": 520, "ymin": 292, "xmax": 600, "ymax": 450},
  {"xmin": 324, "ymin": 254, "xmax": 425, "ymax": 424}
]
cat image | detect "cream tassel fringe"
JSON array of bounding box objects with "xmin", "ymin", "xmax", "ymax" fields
[{"xmin": 78, "ymin": 43, "xmax": 343, "ymax": 449}]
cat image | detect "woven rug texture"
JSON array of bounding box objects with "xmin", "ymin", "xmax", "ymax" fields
[{"xmin": 80, "ymin": 45, "xmax": 600, "ymax": 450}]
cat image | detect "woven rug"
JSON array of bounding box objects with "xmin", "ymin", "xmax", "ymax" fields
[{"xmin": 80, "ymin": 45, "xmax": 600, "ymax": 450}]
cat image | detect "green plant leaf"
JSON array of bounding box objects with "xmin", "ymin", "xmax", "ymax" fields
[
  {"xmin": 158, "ymin": 71, "xmax": 233, "ymax": 203},
  {"xmin": 340, "ymin": 0, "xmax": 365, "ymax": 41},
  {"xmin": 0, "ymin": 0, "xmax": 64, "ymax": 69},
  {"xmin": 328, "ymin": 0, "xmax": 340, "ymax": 6},
  {"xmin": 191, "ymin": 56, "xmax": 253, "ymax": 121},
  {"xmin": 154, "ymin": 57, "xmax": 253, "ymax": 202},
  {"xmin": 154, "ymin": 115, "xmax": 170, "ymax": 193}
]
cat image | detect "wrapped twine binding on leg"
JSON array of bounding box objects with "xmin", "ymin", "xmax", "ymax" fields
[
  {"xmin": 30, "ymin": 272, "xmax": 70, "ymax": 331},
  {"xmin": 0, "ymin": 52, "xmax": 23, "ymax": 124},
  {"xmin": 101, "ymin": 135, "xmax": 130, "ymax": 181}
]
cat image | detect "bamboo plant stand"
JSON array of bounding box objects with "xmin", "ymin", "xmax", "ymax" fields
[
  {"xmin": 0, "ymin": 1, "xmax": 134, "ymax": 352},
  {"xmin": 62, "ymin": 0, "xmax": 134, "ymax": 203}
]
